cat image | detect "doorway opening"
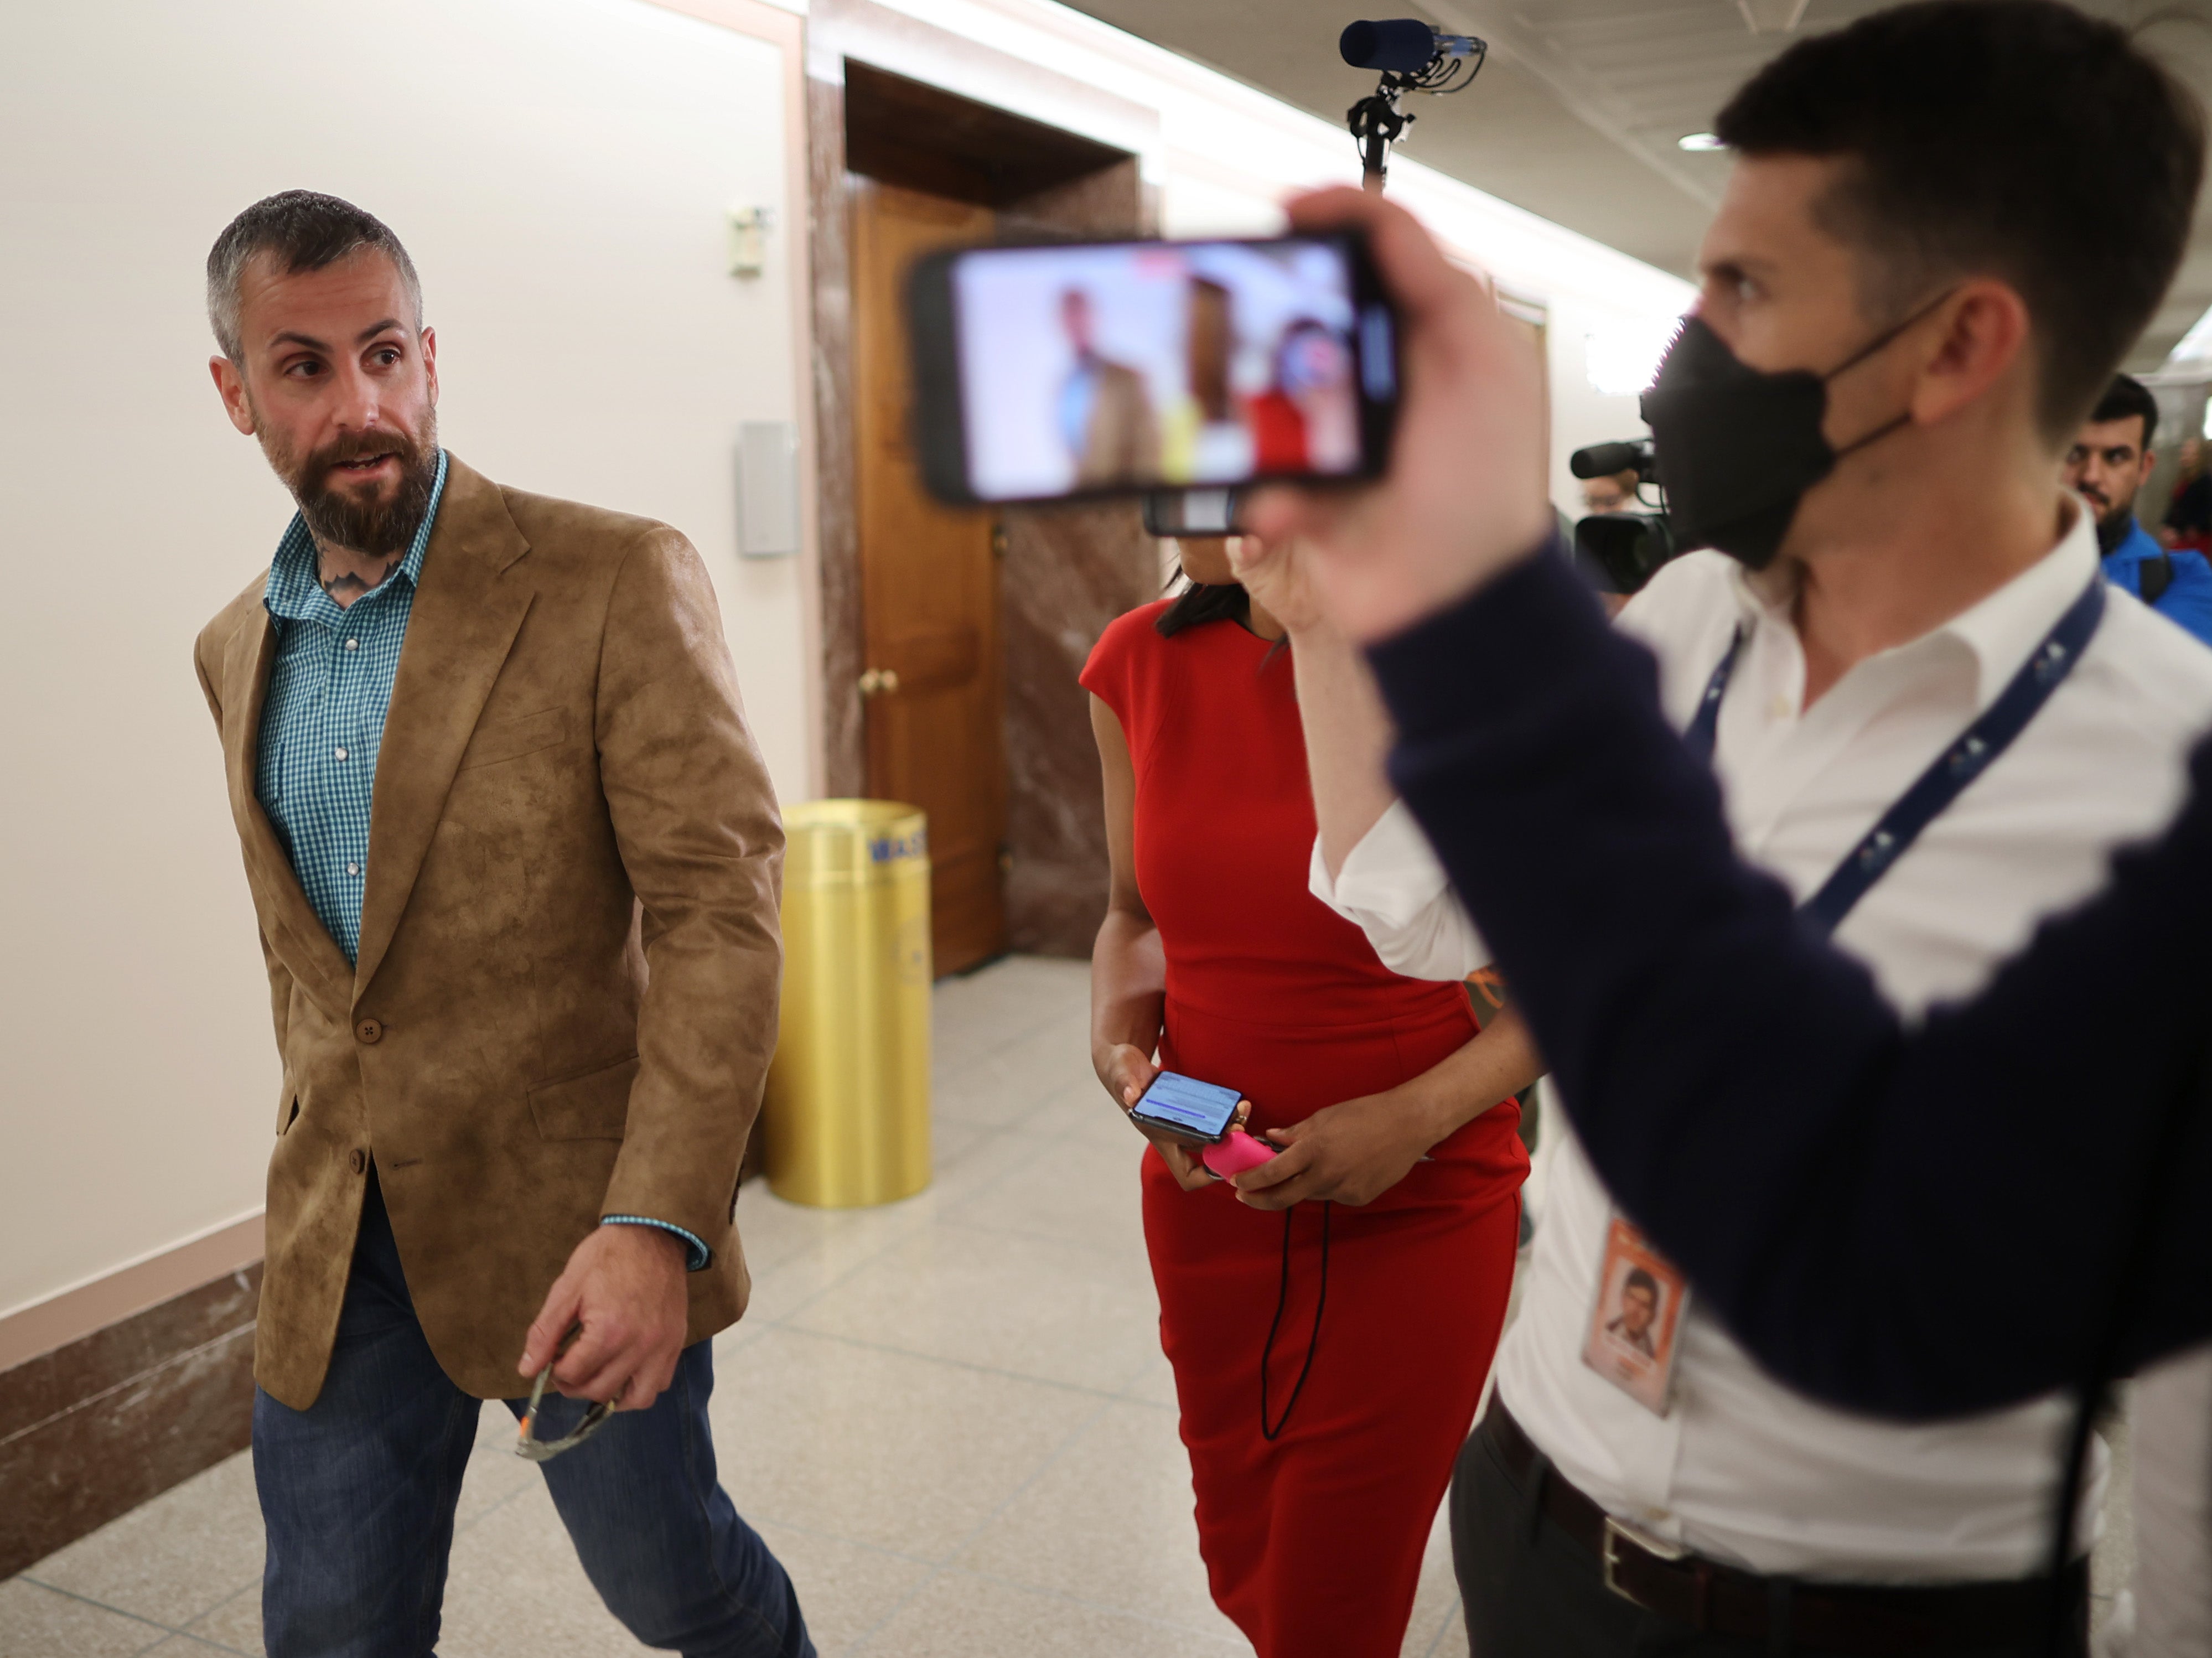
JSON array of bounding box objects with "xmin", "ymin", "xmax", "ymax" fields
[{"xmin": 818, "ymin": 60, "xmax": 1156, "ymax": 976}]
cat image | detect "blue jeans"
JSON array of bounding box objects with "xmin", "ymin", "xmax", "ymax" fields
[{"xmin": 252, "ymin": 1172, "xmax": 811, "ymax": 1658}]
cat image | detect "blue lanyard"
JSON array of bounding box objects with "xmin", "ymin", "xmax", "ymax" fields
[{"xmin": 1683, "ymin": 576, "xmax": 2106, "ymax": 937}]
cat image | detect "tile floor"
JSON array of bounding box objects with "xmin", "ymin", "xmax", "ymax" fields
[{"xmin": 2, "ymin": 956, "xmax": 2134, "ymax": 1656}]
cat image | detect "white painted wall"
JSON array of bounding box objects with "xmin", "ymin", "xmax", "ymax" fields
[{"xmin": 0, "ymin": 0, "xmax": 805, "ymax": 1320}]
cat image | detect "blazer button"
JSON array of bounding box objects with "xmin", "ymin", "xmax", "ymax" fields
[
  {"xmin": 349, "ymin": 1148, "xmax": 367, "ymax": 1175},
  {"xmin": 355, "ymin": 1017, "xmax": 384, "ymax": 1045}
]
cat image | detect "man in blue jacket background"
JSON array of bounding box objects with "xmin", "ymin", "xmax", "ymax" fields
[{"xmin": 2066, "ymin": 372, "xmax": 2212, "ymax": 645}]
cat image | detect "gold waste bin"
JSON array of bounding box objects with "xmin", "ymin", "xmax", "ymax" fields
[{"xmin": 763, "ymin": 800, "xmax": 933, "ymax": 1206}]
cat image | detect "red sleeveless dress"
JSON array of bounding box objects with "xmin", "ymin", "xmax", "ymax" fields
[{"xmin": 1083, "ymin": 600, "xmax": 1526, "ymax": 1658}]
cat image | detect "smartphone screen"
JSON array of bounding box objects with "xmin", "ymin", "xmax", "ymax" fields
[
  {"xmin": 1129, "ymin": 1070, "xmax": 1245, "ymax": 1143},
  {"xmin": 908, "ymin": 233, "xmax": 1398, "ymax": 506}
]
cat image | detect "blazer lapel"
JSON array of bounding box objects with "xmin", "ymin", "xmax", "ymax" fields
[
  {"xmin": 222, "ymin": 610, "xmax": 356, "ymax": 1021},
  {"xmin": 352, "ymin": 458, "xmax": 534, "ymax": 999}
]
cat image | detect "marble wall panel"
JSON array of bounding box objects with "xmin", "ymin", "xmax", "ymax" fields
[
  {"xmin": 997, "ymin": 159, "xmax": 1149, "ymax": 957},
  {"xmin": 806, "ymin": 74, "xmax": 869, "ymax": 800},
  {"xmin": 1001, "ymin": 498, "xmax": 1157, "ymax": 957}
]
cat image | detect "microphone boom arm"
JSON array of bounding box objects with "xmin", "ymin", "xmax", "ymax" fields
[{"xmin": 1349, "ymin": 79, "xmax": 1413, "ymax": 191}]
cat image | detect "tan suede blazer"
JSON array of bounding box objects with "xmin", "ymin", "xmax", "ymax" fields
[{"xmin": 194, "ymin": 456, "xmax": 784, "ymax": 1408}]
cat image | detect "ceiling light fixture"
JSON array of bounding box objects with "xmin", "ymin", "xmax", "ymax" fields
[
  {"xmin": 1737, "ymin": 0, "xmax": 1811, "ymax": 30},
  {"xmin": 1677, "ymin": 132, "xmax": 1725, "ymax": 152}
]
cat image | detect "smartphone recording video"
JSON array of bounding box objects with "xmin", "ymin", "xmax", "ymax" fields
[{"xmin": 908, "ymin": 233, "xmax": 1399, "ymax": 507}]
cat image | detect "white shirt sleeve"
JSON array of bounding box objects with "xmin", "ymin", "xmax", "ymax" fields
[{"xmin": 1308, "ymin": 800, "xmax": 1491, "ymax": 981}]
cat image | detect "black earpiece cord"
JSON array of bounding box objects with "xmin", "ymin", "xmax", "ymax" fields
[{"xmin": 1261, "ymin": 1201, "xmax": 1332, "ymax": 1441}]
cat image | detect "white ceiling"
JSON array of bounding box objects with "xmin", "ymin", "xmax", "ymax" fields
[{"xmin": 1065, "ymin": 0, "xmax": 2212, "ymax": 369}]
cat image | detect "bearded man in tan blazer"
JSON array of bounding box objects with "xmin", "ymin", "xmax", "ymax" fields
[
  {"xmin": 194, "ymin": 191, "xmax": 811, "ymax": 1658},
  {"xmin": 1058, "ymin": 287, "xmax": 1160, "ymax": 487}
]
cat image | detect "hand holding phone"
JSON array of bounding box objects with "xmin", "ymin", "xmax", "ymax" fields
[
  {"xmin": 1239, "ymin": 188, "xmax": 1553, "ymax": 644},
  {"xmin": 1104, "ymin": 1060, "xmax": 1247, "ymax": 1191},
  {"xmin": 1130, "ymin": 1070, "xmax": 1247, "ymax": 1144}
]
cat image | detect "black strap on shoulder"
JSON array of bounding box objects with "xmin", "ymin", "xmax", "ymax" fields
[{"xmin": 2141, "ymin": 551, "xmax": 2174, "ymax": 607}]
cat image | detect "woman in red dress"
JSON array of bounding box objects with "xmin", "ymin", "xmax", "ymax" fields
[{"xmin": 1084, "ymin": 537, "xmax": 1534, "ymax": 1657}]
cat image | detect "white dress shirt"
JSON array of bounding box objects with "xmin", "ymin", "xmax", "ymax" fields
[
  {"xmin": 2115, "ymin": 1344, "xmax": 2212, "ymax": 1658},
  {"xmin": 1313, "ymin": 508, "xmax": 2212, "ymax": 1581}
]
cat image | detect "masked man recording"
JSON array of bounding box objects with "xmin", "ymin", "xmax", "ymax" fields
[
  {"xmin": 1241, "ymin": 4, "xmax": 2212, "ymax": 1651},
  {"xmin": 191, "ymin": 191, "xmax": 810, "ymax": 1658}
]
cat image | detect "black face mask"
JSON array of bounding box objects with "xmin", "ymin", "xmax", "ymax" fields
[{"xmin": 1639, "ymin": 293, "xmax": 1951, "ymax": 570}]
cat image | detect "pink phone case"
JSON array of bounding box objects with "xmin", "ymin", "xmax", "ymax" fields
[{"xmin": 1202, "ymin": 1128, "xmax": 1278, "ymax": 1180}]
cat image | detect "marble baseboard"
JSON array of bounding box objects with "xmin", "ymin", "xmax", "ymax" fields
[{"xmin": 0, "ymin": 1266, "xmax": 262, "ymax": 1578}]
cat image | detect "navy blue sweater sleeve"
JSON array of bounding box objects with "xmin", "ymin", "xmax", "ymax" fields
[{"xmin": 1367, "ymin": 545, "xmax": 2212, "ymax": 1418}]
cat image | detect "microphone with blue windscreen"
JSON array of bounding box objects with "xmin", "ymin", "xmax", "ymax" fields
[
  {"xmin": 1340, "ymin": 19, "xmax": 1485, "ymax": 71},
  {"xmin": 1339, "ymin": 18, "xmax": 1488, "ymax": 186}
]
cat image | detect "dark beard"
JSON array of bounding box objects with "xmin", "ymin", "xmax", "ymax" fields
[
  {"xmin": 2093, "ymin": 501, "xmax": 2135, "ymax": 557},
  {"xmin": 271, "ymin": 422, "xmax": 440, "ymax": 558}
]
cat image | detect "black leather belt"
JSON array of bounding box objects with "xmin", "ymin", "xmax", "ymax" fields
[{"xmin": 1481, "ymin": 1400, "xmax": 2084, "ymax": 1651}]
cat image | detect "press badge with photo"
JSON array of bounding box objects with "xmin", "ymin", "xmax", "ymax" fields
[{"xmin": 1582, "ymin": 1215, "xmax": 1689, "ymax": 1416}]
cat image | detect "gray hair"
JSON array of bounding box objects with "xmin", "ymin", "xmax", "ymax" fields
[{"xmin": 206, "ymin": 190, "xmax": 423, "ymax": 362}]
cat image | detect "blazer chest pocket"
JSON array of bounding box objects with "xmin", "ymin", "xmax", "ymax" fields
[
  {"xmin": 528, "ymin": 1054, "xmax": 638, "ymax": 1141},
  {"xmin": 459, "ymin": 707, "xmax": 567, "ymax": 770}
]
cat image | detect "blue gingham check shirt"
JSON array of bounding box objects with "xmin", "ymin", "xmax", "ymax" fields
[
  {"xmin": 255, "ymin": 448, "xmax": 706, "ymax": 1270},
  {"xmin": 257, "ymin": 449, "xmax": 448, "ymax": 965}
]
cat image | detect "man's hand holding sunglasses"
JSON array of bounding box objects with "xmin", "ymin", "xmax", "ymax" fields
[{"xmin": 518, "ymin": 1221, "xmax": 691, "ymax": 1412}]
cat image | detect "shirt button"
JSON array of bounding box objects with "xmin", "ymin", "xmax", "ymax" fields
[
  {"xmin": 355, "ymin": 1017, "xmax": 384, "ymax": 1045},
  {"xmin": 334, "ymin": 747, "xmax": 348, "ymax": 761},
  {"xmin": 1768, "ymin": 695, "xmax": 1791, "ymax": 719},
  {"xmin": 346, "ymin": 862, "xmax": 361, "ymax": 876},
  {"xmin": 349, "ymin": 1148, "xmax": 367, "ymax": 1175},
  {"xmin": 344, "ymin": 639, "xmax": 360, "ymax": 651}
]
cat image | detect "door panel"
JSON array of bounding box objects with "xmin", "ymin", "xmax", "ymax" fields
[{"xmin": 851, "ymin": 178, "xmax": 1007, "ymax": 976}]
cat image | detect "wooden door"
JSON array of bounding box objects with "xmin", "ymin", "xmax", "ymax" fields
[{"xmin": 851, "ymin": 178, "xmax": 1007, "ymax": 976}]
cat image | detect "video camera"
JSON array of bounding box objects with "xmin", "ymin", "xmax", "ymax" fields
[{"xmin": 1570, "ymin": 438, "xmax": 1676, "ymax": 598}]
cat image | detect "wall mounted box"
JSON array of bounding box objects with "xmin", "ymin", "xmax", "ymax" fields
[{"xmin": 737, "ymin": 421, "xmax": 800, "ymax": 558}]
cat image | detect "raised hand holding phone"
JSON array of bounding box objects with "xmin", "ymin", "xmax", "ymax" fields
[
  {"xmin": 1221, "ymin": 533, "xmax": 1329, "ymax": 635},
  {"xmin": 1243, "ymin": 188, "xmax": 1553, "ymax": 643}
]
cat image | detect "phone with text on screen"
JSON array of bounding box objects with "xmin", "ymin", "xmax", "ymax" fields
[
  {"xmin": 906, "ymin": 232, "xmax": 1400, "ymax": 507},
  {"xmin": 1128, "ymin": 1070, "xmax": 1246, "ymax": 1145}
]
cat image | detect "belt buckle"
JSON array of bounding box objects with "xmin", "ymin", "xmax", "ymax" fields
[{"xmin": 1600, "ymin": 1515, "xmax": 1688, "ymax": 1607}]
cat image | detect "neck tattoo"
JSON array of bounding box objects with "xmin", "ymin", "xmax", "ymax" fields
[{"xmin": 319, "ymin": 554, "xmax": 404, "ymax": 604}]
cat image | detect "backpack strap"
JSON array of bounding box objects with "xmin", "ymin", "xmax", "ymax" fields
[{"xmin": 2141, "ymin": 550, "xmax": 2175, "ymax": 605}]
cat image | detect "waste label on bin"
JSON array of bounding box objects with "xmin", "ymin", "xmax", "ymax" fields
[{"xmin": 869, "ymin": 827, "xmax": 928, "ymax": 864}]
